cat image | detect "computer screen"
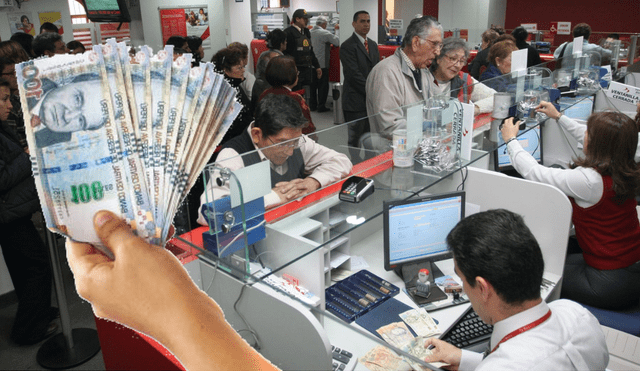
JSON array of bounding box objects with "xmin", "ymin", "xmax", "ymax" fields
[
  {"xmin": 495, "ymin": 126, "xmax": 543, "ymax": 171},
  {"xmin": 383, "ymin": 191, "xmax": 465, "ymax": 272},
  {"xmin": 82, "ymin": 0, "xmax": 131, "ymax": 23}
]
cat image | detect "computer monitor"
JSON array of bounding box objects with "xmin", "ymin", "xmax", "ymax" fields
[
  {"xmin": 383, "ymin": 191, "xmax": 465, "ymax": 282},
  {"xmin": 495, "ymin": 126, "xmax": 543, "ymax": 171},
  {"xmin": 81, "ymin": 0, "xmax": 131, "ymax": 23}
]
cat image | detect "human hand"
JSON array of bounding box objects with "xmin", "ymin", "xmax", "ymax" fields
[
  {"xmin": 334, "ymin": 24, "xmax": 340, "ymax": 30},
  {"xmin": 500, "ymin": 117, "xmax": 519, "ymax": 143},
  {"xmin": 66, "ymin": 211, "xmax": 204, "ymax": 342},
  {"xmin": 535, "ymin": 101, "xmax": 560, "ymax": 120},
  {"xmin": 474, "ymin": 105, "xmax": 480, "ymax": 116},
  {"xmin": 423, "ymin": 337, "xmax": 461, "ymax": 370},
  {"xmin": 274, "ymin": 178, "xmax": 321, "ymax": 202},
  {"xmin": 317, "ymin": 68, "xmax": 322, "ymax": 79}
]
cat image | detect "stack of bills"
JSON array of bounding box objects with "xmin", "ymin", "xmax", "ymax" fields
[{"xmin": 17, "ymin": 39, "xmax": 240, "ymax": 255}]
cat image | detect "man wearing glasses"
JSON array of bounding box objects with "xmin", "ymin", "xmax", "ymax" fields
[
  {"xmin": 198, "ymin": 94, "xmax": 352, "ymax": 222},
  {"xmin": 365, "ymin": 16, "xmax": 443, "ymax": 149}
]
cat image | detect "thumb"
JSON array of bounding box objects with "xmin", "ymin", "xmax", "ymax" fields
[{"xmin": 93, "ymin": 210, "xmax": 147, "ymax": 258}]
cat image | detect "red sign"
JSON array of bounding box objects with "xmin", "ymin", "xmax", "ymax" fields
[
  {"xmin": 459, "ymin": 29, "xmax": 468, "ymax": 41},
  {"xmin": 444, "ymin": 30, "xmax": 453, "ymax": 38},
  {"xmin": 159, "ymin": 9, "xmax": 187, "ymax": 45}
]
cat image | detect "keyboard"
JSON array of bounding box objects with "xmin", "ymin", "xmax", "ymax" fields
[
  {"xmin": 331, "ymin": 345, "xmax": 354, "ymax": 371},
  {"xmin": 440, "ymin": 306, "xmax": 493, "ymax": 352}
]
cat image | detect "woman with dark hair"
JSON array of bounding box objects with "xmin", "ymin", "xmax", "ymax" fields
[
  {"xmin": 186, "ymin": 35, "xmax": 204, "ymax": 66},
  {"xmin": 0, "ymin": 40, "xmax": 31, "ymax": 64},
  {"xmin": 212, "ymin": 47, "xmax": 253, "ymax": 145},
  {"xmin": 479, "ymin": 39, "xmax": 518, "ymax": 91},
  {"xmin": 501, "ymin": 102, "xmax": 640, "ymax": 310},
  {"xmin": 0, "ymin": 78, "xmax": 58, "ymax": 344},
  {"xmin": 18, "ymin": 15, "xmax": 35, "ymax": 36},
  {"xmin": 258, "ymin": 56, "xmax": 316, "ymax": 135},
  {"xmin": 166, "ymin": 35, "xmax": 191, "ymax": 53},
  {"xmin": 511, "ymin": 26, "xmax": 541, "ymax": 67},
  {"xmin": 228, "ymin": 41, "xmax": 255, "ymax": 98},
  {"xmin": 266, "ymin": 29, "xmax": 287, "ymax": 54}
]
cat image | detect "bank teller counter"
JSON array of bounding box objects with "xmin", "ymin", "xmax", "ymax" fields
[{"xmin": 164, "ymin": 86, "xmax": 586, "ymax": 370}]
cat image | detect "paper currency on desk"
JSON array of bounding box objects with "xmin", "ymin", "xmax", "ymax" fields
[
  {"xmin": 400, "ymin": 337, "xmax": 448, "ymax": 370},
  {"xmin": 377, "ymin": 321, "xmax": 415, "ymax": 348},
  {"xmin": 18, "ymin": 39, "xmax": 239, "ymax": 252},
  {"xmin": 359, "ymin": 346, "xmax": 412, "ymax": 371},
  {"xmin": 399, "ymin": 308, "xmax": 441, "ymax": 337}
]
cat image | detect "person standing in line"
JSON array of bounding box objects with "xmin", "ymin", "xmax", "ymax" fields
[
  {"xmin": 283, "ymin": 9, "xmax": 321, "ymax": 97},
  {"xmin": 309, "ymin": 16, "xmax": 339, "ymax": 113},
  {"xmin": 340, "ymin": 10, "xmax": 380, "ymax": 160}
]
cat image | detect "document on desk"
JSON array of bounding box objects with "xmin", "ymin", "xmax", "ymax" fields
[
  {"xmin": 399, "ymin": 308, "xmax": 441, "ymax": 337},
  {"xmin": 376, "ymin": 322, "xmax": 414, "ymax": 348}
]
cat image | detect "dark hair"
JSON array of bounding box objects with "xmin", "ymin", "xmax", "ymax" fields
[
  {"xmin": 254, "ymin": 94, "xmax": 307, "ymax": 137},
  {"xmin": 488, "ymin": 40, "xmax": 518, "ymax": 66},
  {"xmin": 447, "ymin": 209, "xmax": 544, "ymax": 304},
  {"xmin": 211, "ymin": 47, "xmax": 242, "ymax": 73},
  {"xmin": 572, "ymin": 111, "xmax": 640, "ymax": 201},
  {"xmin": 607, "ymin": 33, "xmax": 620, "ymax": 40},
  {"xmin": 166, "ymin": 36, "xmax": 188, "ymax": 50},
  {"xmin": 573, "ymin": 23, "xmax": 592, "ymax": 40},
  {"xmin": 0, "ymin": 57, "xmax": 14, "ymax": 76},
  {"xmin": 511, "ymin": 26, "xmax": 528, "ymax": 44},
  {"xmin": 402, "ymin": 15, "xmax": 442, "ymax": 48},
  {"xmin": 256, "ymin": 50, "xmax": 281, "ymax": 79},
  {"xmin": 266, "ymin": 29, "xmax": 287, "ymax": 50},
  {"xmin": 0, "ymin": 40, "xmax": 31, "ymax": 63},
  {"xmin": 10, "ymin": 32, "xmax": 34, "ymax": 58},
  {"xmin": 187, "ymin": 36, "xmax": 203, "ymax": 52},
  {"xmin": 265, "ymin": 56, "xmax": 297, "ymax": 87},
  {"xmin": 228, "ymin": 42, "xmax": 249, "ymax": 60},
  {"xmin": 33, "ymin": 32, "xmax": 63, "ymax": 57},
  {"xmin": 430, "ymin": 37, "xmax": 468, "ymax": 74},
  {"xmin": 0, "ymin": 77, "xmax": 10, "ymax": 90},
  {"xmin": 20, "ymin": 15, "xmax": 29, "ymax": 23},
  {"xmin": 67, "ymin": 40, "xmax": 85, "ymax": 52},
  {"xmin": 40, "ymin": 22, "xmax": 59, "ymax": 33},
  {"xmin": 353, "ymin": 10, "xmax": 369, "ymax": 23}
]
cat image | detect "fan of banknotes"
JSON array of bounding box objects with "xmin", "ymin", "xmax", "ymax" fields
[{"xmin": 17, "ymin": 38, "xmax": 240, "ymax": 254}]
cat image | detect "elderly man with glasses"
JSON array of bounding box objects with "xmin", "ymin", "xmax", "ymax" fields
[
  {"xmin": 198, "ymin": 94, "xmax": 352, "ymax": 221},
  {"xmin": 365, "ymin": 16, "xmax": 442, "ymax": 149}
]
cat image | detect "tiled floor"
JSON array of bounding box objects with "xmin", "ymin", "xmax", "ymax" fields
[{"xmin": 0, "ymin": 106, "xmax": 338, "ymax": 371}]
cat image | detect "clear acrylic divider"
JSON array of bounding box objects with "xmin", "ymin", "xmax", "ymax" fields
[{"xmin": 165, "ymin": 49, "xmax": 639, "ymax": 367}]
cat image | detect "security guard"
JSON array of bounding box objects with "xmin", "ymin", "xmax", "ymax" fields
[{"xmin": 284, "ymin": 8, "xmax": 322, "ymax": 93}]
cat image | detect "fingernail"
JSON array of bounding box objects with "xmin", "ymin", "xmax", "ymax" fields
[{"xmin": 95, "ymin": 211, "xmax": 113, "ymax": 227}]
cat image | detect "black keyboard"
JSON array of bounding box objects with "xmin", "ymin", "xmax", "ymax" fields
[
  {"xmin": 440, "ymin": 306, "xmax": 493, "ymax": 350},
  {"xmin": 331, "ymin": 345, "xmax": 353, "ymax": 371}
]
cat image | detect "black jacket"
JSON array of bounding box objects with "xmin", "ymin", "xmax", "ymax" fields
[{"xmin": 0, "ymin": 121, "xmax": 39, "ymax": 224}]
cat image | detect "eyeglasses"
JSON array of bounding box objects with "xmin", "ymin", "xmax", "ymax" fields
[
  {"xmin": 267, "ymin": 135, "xmax": 306, "ymax": 150},
  {"xmin": 443, "ymin": 54, "xmax": 466, "ymax": 66},
  {"xmin": 424, "ymin": 39, "xmax": 443, "ymax": 51}
]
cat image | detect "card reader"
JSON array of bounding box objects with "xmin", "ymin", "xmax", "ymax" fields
[{"xmin": 339, "ymin": 176, "xmax": 374, "ymax": 203}]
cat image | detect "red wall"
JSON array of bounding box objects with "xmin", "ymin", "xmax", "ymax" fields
[{"xmin": 505, "ymin": 0, "xmax": 640, "ymax": 46}]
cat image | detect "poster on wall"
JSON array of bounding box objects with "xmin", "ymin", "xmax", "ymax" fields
[
  {"xmin": 39, "ymin": 11, "xmax": 64, "ymax": 34},
  {"xmin": 6, "ymin": 12, "xmax": 39, "ymax": 36},
  {"xmin": 550, "ymin": 22, "xmax": 571, "ymax": 35},
  {"xmin": 159, "ymin": 6, "xmax": 211, "ymax": 49}
]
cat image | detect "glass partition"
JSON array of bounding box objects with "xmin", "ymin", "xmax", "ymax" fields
[{"xmin": 166, "ymin": 49, "xmax": 640, "ymax": 368}]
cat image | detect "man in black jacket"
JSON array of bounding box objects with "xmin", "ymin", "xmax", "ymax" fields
[
  {"xmin": 340, "ymin": 10, "xmax": 380, "ymax": 161},
  {"xmin": 283, "ymin": 9, "xmax": 321, "ymax": 94}
]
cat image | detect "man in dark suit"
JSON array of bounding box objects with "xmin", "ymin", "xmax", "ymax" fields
[{"xmin": 340, "ymin": 10, "xmax": 380, "ymax": 161}]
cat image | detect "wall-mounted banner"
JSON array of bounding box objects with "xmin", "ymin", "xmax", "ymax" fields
[{"xmin": 159, "ymin": 5, "xmax": 210, "ymax": 49}]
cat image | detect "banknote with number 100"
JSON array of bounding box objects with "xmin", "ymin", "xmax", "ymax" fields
[{"xmin": 17, "ymin": 46, "xmax": 155, "ymax": 249}]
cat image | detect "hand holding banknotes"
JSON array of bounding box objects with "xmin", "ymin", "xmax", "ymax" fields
[
  {"xmin": 66, "ymin": 210, "xmax": 277, "ymax": 371},
  {"xmin": 423, "ymin": 337, "xmax": 461, "ymax": 370}
]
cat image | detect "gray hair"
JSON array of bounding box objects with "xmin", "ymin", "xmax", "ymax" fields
[
  {"xmin": 430, "ymin": 37, "xmax": 469, "ymax": 73},
  {"xmin": 316, "ymin": 16, "xmax": 329, "ymax": 26},
  {"xmin": 402, "ymin": 15, "xmax": 442, "ymax": 48},
  {"xmin": 255, "ymin": 50, "xmax": 282, "ymax": 79},
  {"xmin": 254, "ymin": 94, "xmax": 308, "ymax": 137}
]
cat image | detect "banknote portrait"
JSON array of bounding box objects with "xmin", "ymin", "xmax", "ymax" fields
[{"xmin": 28, "ymin": 73, "xmax": 107, "ymax": 147}]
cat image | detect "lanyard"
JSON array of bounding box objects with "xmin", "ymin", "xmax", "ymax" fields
[{"xmin": 490, "ymin": 309, "xmax": 552, "ymax": 354}]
